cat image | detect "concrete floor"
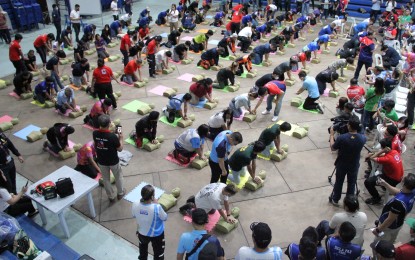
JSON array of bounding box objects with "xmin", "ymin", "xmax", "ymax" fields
[{"xmin": 1, "ymin": 1, "xmax": 415, "ymax": 259}]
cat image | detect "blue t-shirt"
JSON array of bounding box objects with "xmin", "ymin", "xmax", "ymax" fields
[
  {"xmin": 256, "ymin": 24, "xmax": 267, "ymax": 33},
  {"xmin": 84, "ymin": 24, "xmax": 94, "ymax": 34},
  {"xmin": 140, "ymin": 9, "xmax": 149, "ymax": 18},
  {"xmin": 319, "ymin": 25, "xmax": 332, "ymax": 36},
  {"xmin": 34, "ymin": 81, "xmax": 53, "ymax": 95},
  {"xmin": 327, "ymin": 237, "xmax": 361, "ymax": 260},
  {"xmin": 214, "ymin": 12, "xmax": 224, "ymax": 20},
  {"xmin": 316, "ymin": 34, "xmax": 330, "ymax": 43},
  {"xmin": 332, "ymin": 133, "xmax": 366, "ymax": 170},
  {"xmin": 158, "ymin": 11, "xmax": 167, "ymax": 20},
  {"xmin": 139, "ymin": 17, "xmax": 149, "ymax": 28},
  {"xmin": 358, "ymin": 39, "xmax": 375, "ymax": 63},
  {"xmin": 210, "ymin": 130, "xmax": 232, "ymax": 163},
  {"xmin": 303, "ymin": 76, "xmax": 320, "ymax": 98},
  {"xmin": 354, "ymin": 22, "xmax": 368, "ymax": 32},
  {"xmin": 287, "ymin": 243, "xmax": 326, "ymax": 260},
  {"xmin": 307, "ymin": 42, "xmax": 320, "ymax": 52},
  {"xmin": 183, "ymin": 15, "xmax": 193, "ymax": 26},
  {"xmin": 168, "ymin": 94, "xmax": 185, "ymax": 111},
  {"xmin": 110, "ymin": 21, "xmax": 121, "ymax": 31},
  {"xmin": 177, "ymin": 230, "xmax": 224, "ymax": 260},
  {"xmin": 56, "ymin": 87, "xmax": 74, "ymax": 106},
  {"xmin": 242, "ymin": 15, "xmax": 252, "ymax": 24},
  {"xmin": 253, "ymin": 43, "xmax": 272, "ymax": 56},
  {"xmin": 270, "ymin": 80, "xmax": 286, "ymax": 92}
]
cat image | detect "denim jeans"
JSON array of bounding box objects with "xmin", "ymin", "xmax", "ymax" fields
[
  {"xmin": 302, "ymin": 2, "xmax": 310, "ymax": 16},
  {"xmin": 266, "ymin": 92, "xmax": 285, "ymax": 116},
  {"xmin": 228, "ymin": 167, "xmax": 247, "ymax": 184},
  {"xmin": 407, "ymin": 91, "xmax": 415, "ymax": 126},
  {"xmin": 229, "ymin": 101, "xmax": 243, "ymax": 118},
  {"xmin": 260, "ymin": 142, "xmax": 276, "ymax": 157},
  {"xmin": 361, "ymin": 109, "xmax": 376, "ymax": 131},
  {"xmin": 51, "ymin": 71, "xmax": 64, "ymax": 90},
  {"xmin": 252, "ymin": 53, "xmax": 262, "ymax": 65}
]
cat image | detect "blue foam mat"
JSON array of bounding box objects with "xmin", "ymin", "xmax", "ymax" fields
[
  {"xmin": 191, "ymin": 99, "xmax": 207, "ymax": 108},
  {"xmin": 124, "ymin": 181, "xmax": 165, "ymax": 203},
  {"xmin": 13, "ymin": 124, "xmax": 41, "ymax": 141},
  {"xmin": 159, "ymin": 32, "xmax": 168, "ymax": 38}
]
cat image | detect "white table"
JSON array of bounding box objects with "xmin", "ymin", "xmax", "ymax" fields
[{"xmin": 26, "ymin": 165, "xmax": 99, "ymax": 238}]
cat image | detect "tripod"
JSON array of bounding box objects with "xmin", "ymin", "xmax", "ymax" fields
[{"xmin": 328, "ymin": 167, "xmax": 360, "ymax": 196}]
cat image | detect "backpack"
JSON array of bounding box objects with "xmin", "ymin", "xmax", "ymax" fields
[{"xmin": 12, "ymin": 230, "xmax": 42, "ymax": 260}]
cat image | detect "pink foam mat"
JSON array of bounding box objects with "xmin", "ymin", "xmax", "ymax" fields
[
  {"xmin": 181, "ymin": 36, "xmax": 193, "ymax": 41},
  {"xmin": 82, "ymin": 124, "xmax": 98, "ymax": 131},
  {"xmin": 119, "ymin": 82, "xmax": 134, "ymax": 87},
  {"xmin": 183, "ymin": 210, "xmax": 221, "ymax": 232},
  {"xmin": 323, "ymin": 88, "xmax": 329, "ymax": 97},
  {"xmin": 0, "ymin": 115, "xmax": 13, "ymax": 124},
  {"xmin": 169, "ymin": 58, "xmax": 181, "ymax": 64},
  {"xmin": 8, "ymin": 92, "xmax": 20, "ymax": 100},
  {"xmin": 164, "ymin": 153, "xmax": 196, "ymax": 167},
  {"xmin": 177, "ymin": 73, "xmax": 194, "ymax": 83},
  {"xmin": 233, "ymin": 108, "xmax": 247, "ymax": 121},
  {"xmin": 149, "ymin": 85, "xmax": 169, "ymax": 96}
]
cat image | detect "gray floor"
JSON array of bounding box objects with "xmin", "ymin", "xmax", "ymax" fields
[{"xmin": 1, "ymin": 1, "xmax": 414, "ymax": 260}]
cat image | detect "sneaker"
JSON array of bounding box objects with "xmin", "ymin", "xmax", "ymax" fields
[
  {"xmin": 272, "ymin": 116, "xmax": 279, "ymax": 122},
  {"xmin": 261, "ymin": 110, "xmax": 271, "ymax": 115},
  {"xmin": 328, "ymin": 196, "xmax": 339, "ymax": 207},
  {"xmin": 317, "ymin": 103, "xmax": 324, "ymax": 114},
  {"xmin": 365, "ymin": 197, "xmax": 381, "ymax": 205},
  {"xmin": 117, "ymin": 188, "xmax": 126, "ymax": 200}
]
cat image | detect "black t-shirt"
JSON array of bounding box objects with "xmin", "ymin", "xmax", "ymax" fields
[
  {"xmin": 229, "ymin": 145, "xmax": 257, "ymax": 171},
  {"xmin": 93, "ymin": 130, "xmax": 120, "ymax": 166},
  {"xmin": 72, "ymin": 62, "xmax": 90, "ymax": 77},
  {"xmin": 255, "ymin": 73, "xmax": 274, "ymax": 87},
  {"xmin": 189, "ymin": 1, "xmax": 199, "ymax": 10},
  {"xmin": 46, "ymin": 56, "xmax": 59, "ymax": 71},
  {"xmin": 217, "ymin": 68, "xmax": 235, "ymax": 85},
  {"xmin": 74, "ymin": 46, "xmax": 84, "ymax": 61},
  {"xmin": 274, "ymin": 62, "xmax": 291, "ymax": 75},
  {"xmin": 24, "ymin": 55, "xmax": 36, "ymax": 69},
  {"xmin": 168, "ymin": 30, "xmax": 181, "ymax": 41},
  {"xmin": 174, "ymin": 43, "xmax": 188, "ymax": 56},
  {"xmin": 60, "ymin": 30, "xmax": 71, "ymax": 41},
  {"xmin": 258, "ymin": 123, "xmax": 280, "ymax": 145},
  {"xmin": 316, "ymin": 70, "xmax": 334, "ymax": 83}
]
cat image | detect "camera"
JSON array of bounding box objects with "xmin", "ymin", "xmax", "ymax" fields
[{"xmin": 328, "ymin": 117, "xmax": 349, "ymax": 135}]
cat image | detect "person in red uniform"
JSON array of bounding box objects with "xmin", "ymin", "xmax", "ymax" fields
[
  {"xmin": 146, "ymin": 36, "xmax": 161, "ymax": 78},
  {"xmin": 346, "ymin": 78, "xmax": 366, "ymax": 110},
  {"xmin": 230, "ymin": 8, "xmax": 244, "ymax": 34},
  {"xmin": 120, "ymin": 30, "xmax": 134, "ymax": 67},
  {"xmin": 395, "ymin": 218, "xmax": 415, "ymax": 260},
  {"xmin": 365, "ymin": 138, "xmax": 404, "ymax": 205},
  {"xmin": 91, "ymin": 59, "xmax": 119, "ymax": 109},
  {"xmin": 33, "ymin": 33, "xmax": 55, "ymax": 67},
  {"xmin": 138, "ymin": 25, "xmax": 150, "ymax": 41},
  {"xmin": 84, "ymin": 98, "xmax": 112, "ymax": 128},
  {"xmin": 123, "ymin": 59, "xmax": 143, "ymax": 84},
  {"xmin": 189, "ymin": 78, "xmax": 216, "ymax": 105},
  {"xmin": 9, "ymin": 34, "xmax": 26, "ymax": 75}
]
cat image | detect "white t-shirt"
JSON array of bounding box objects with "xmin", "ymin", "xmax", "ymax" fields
[
  {"xmin": 208, "ymin": 112, "xmax": 225, "ymax": 128},
  {"xmin": 111, "ymin": 1, "xmax": 119, "ymax": 16},
  {"xmin": 156, "ymin": 50, "xmax": 168, "ymax": 63},
  {"xmin": 0, "ymin": 188, "xmax": 11, "ymax": 212},
  {"xmin": 333, "ymin": 19, "xmax": 343, "ymax": 27},
  {"xmin": 385, "ymin": 1, "xmax": 396, "ymax": 12},
  {"xmin": 236, "ymin": 246, "xmax": 283, "ymax": 260},
  {"xmin": 120, "ymin": 14, "xmax": 131, "ymax": 22},
  {"xmin": 70, "ymin": 10, "xmax": 80, "ymax": 24},
  {"xmin": 329, "ymin": 211, "xmax": 367, "ymax": 246},
  {"xmin": 195, "ymin": 183, "xmax": 228, "ymax": 212},
  {"xmin": 268, "ymin": 4, "xmax": 278, "ymax": 11},
  {"xmin": 238, "ymin": 27, "xmax": 252, "ymax": 38},
  {"xmin": 168, "ymin": 10, "xmax": 179, "ymax": 23}
]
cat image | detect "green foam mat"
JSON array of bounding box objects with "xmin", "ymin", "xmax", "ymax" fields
[
  {"xmin": 252, "ymin": 63, "xmax": 263, "ymax": 67},
  {"xmin": 159, "ymin": 115, "xmax": 181, "ymax": 127},
  {"xmin": 122, "ymin": 100, "xmax": 150, "ymax": 113},
  {"xmin": 125, "ymin": 137, "xmax": 150, "ymax": 147},
  {"xmin": 219, "ymin": 56, "xmax": 231, "ymax": 61},
  {"xmin": 237, "ymin": 71, "xmax": 249, "ymax": 78},
  {"xmin": 298, "ymin": 103, "xmax": 320, "ymax": 114}
]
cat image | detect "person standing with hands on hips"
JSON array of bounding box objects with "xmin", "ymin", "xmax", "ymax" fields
[{"xmin": 132, "ymin": 184, "xmax": 167, "ymax": 260}]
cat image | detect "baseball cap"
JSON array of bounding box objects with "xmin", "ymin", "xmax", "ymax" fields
[
  {"xmin": 370, "ymin": 240, "xmax": 395, "ymax": 258},
  {"xmin": 250, "ymin": 222, "xmax": 272, "ymax": 244},
  {"xmin": 406, "ymin": 218, "xmax": 415, "ymax": 230},
  {"xmin": 192, "ymin": 208, "xmax": 208, "ymax": 225}
]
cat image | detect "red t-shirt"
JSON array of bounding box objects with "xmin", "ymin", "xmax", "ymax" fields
[
  {"xmin": 90, "ymin": 100, "xmax": 109, "ymax": 117},
  {"xmin": 124, "ymin": 60, "xmax": 140, "ymax": 75},
  {"xmin": 347, "ymin": 85, "xmax": 366, "ymax": 108},
  {"xmin": 395, "ymin": 243, "xmax": 415, "ymax": 260},
  {"xmin": 232, "ymin": 4, "xmax": 243, "ymax": 12},
  {"xmin": 298, "ymin": 52, "xmax": 307, "ymax": 62},
  {"xmin": 189, "ymin": 82, "xmax": 212, "ymax": 98},
  {"xmin": 264, "ymin": 81, "xmax": 283, "ymax": 95},
  {"xmin": 93, "ymin": 66, "xmax": 113, "ymax": 84},
  {"xmin": 375, "ymin": 149, "xmax": 404, "ymax": 182},
  {"xmin": 231, "ymin": 11, "xmax": 242, "ymax": 23},
  {"xmin": 391, "ymin": 134, "xmax": 402, "ymax": 154},
  {"xmin": 120, "ymin": 34, "xmax": 131, "ymax": 51},
  {"xmin": 226, "ymin": 21, "xmax": 232, "ymax": 31},
  {"xmin": 139, "ymin": 28, "xmax": 149, "ymax": 38},
  {"xmin": 147, "ymin": 39, "xmax": 156, "ymax": 55},
  {"xmin": 33, "ymin": 34, "xmax": 48, "ymax": 48},
  {"xmin": 9, "ymin": 40, "xmax": 21, "ymax": 61}
]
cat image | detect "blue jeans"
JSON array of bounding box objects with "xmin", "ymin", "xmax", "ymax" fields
[
  {"xmin": 228, "ymin": 167, "xmax": 247, "ymax": 184},
  {"xmin": 229, "ymin": 101, "xmax": 243, "ymax": 118},
  {"xmin": 252, "ymin": 53, "xmax": 262, "ymax": 65},
  {"xmin": 260, "ymin": 142, "xmax": 275, "ymax": 157},
  {"xmin": 302, "ymin": 2, "xmax": 310, "ymax": 16},
  {"xmin": 266, "ymin": 92, "xmax": 285, "ymax": 116},
  {"xmin": 330, "ymin": 166, "xmax": 359, "ymax": 202},
  {"xmin": 51, "ymin": 71, "xmax": 64, "ymax": 90},
  {"xmin": 316, "ymin": 220, "xmax": 334, "ymax": 243}
]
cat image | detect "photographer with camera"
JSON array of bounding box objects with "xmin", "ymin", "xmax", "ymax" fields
[
  {"xmin": 330, "ymin": 102, "xmax": 359, "ymax": 136},
  {"xmin": 329, "ymin": 117, "xmax": 366, "ymax": 206},
  {"xmin": 93, "ymin": 115, "xmax": 125, "ymax": 202}
]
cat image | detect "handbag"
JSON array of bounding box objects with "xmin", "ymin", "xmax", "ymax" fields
[{"xmin": 55, "ymin": 178, "xmax": 74, "ymax": 198}]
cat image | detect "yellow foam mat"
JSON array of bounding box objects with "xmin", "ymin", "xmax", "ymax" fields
[
  {"xmin": 226, "ymin": 171, "xmax": 250, "ymax": 189},
  {"xmin": 277, "ymin": 120, "xmax": 300, "ymax": 137}
]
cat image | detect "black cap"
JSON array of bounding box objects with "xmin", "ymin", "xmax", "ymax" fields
[
  {"xmin": 191, "ymin": 208, "xmax": 208, "ymax": 225},
  {"xmin": 370, "ymin": 240, "xmax": 395, "ymax": 258}
]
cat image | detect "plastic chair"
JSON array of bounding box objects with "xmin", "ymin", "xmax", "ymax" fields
[{"xmin": 374, "ymin": 54, "xmax": 383, "ymax": 67}]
